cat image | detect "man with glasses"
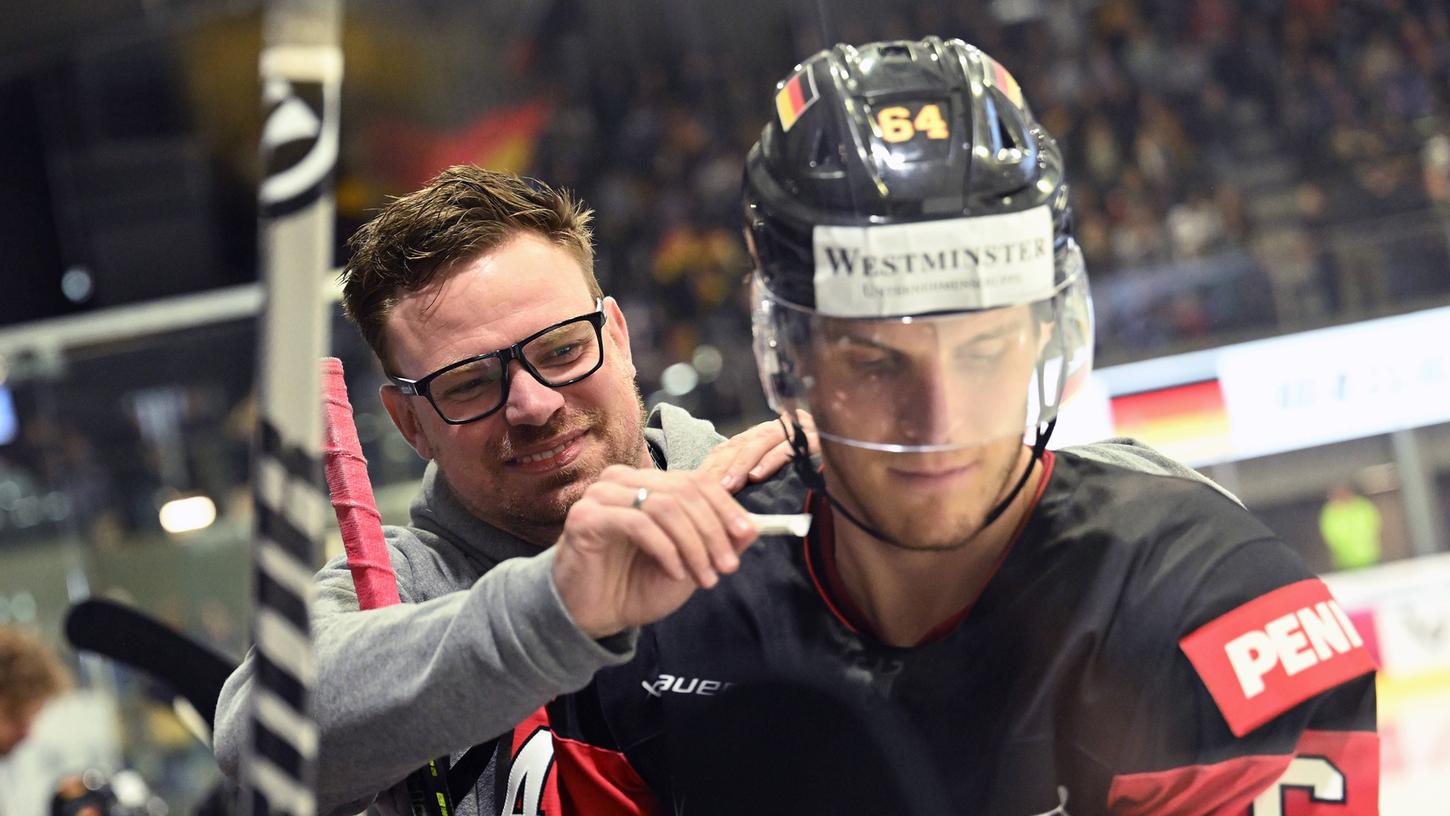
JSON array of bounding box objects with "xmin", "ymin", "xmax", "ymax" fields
[{"xmin": 215, "ymin": 166, "xmax": 804, "ymax": 816}]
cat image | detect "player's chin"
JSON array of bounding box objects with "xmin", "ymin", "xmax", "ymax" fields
[
  {"xmin": 897, "ymin": 532, "xmax": 978, "ymax": 552},
  {"xmin": 882, "ymin": 513, "xmax": 985, "ymax": 551}
]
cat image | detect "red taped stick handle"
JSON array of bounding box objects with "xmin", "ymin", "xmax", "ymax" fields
[{"xmin": 322, "ymin": 357, "xmax": 402, "ymax": 610}]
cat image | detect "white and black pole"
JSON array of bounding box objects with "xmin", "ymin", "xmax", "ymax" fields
[{"xmin": 241, "ymin": 2, "xmax": 343, "ymax": 815}]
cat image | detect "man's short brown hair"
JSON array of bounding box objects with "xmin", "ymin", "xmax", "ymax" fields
[
  {"xmin": 341, "ymin": 165, "xmax": 598, "ymax": 370},
  {"xmin": 0, "ymin": 626, "xmax": 70, "ymax": 719}
]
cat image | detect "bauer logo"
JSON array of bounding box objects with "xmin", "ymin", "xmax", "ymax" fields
[
  {"xmin": 812, "ymin": 206, "xmax": 1055, "ymax": 317},
  {"xmin": 641, "ymin": 674, "xmax": 733, "ymax": 698},
  {"xmin": 1180, "ymin": 579, "xmax": 1376, "ymax": 737}
]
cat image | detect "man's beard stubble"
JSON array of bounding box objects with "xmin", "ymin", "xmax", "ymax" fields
[{"xmin": 493, "ymin": 386, "xmax": 649, "ymax": 547}]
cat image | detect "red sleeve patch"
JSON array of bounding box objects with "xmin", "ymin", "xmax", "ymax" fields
[{"xmin": 1180, "ymin": 579, "xmax": 1377, "ymax": 737}]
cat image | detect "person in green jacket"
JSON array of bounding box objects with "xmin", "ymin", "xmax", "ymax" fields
[{"xmin": 1319, "ymin": 481, "xmax": 1383, "ymax": 570}]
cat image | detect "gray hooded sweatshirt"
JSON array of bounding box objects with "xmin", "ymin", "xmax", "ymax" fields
[{"xmin": 213, "ymin": 404, "xmax": 726, "ymax": 816}]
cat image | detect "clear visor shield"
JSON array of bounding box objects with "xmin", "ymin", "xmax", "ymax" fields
[{"xmin": 753, "ymin": 261, "xmax": 1092, "ymax": 453}]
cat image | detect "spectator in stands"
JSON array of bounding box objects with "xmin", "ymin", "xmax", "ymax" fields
[
  {"xmin": 1319, "ymin": 482, "xmax": 1384, "ymax": 571},
  {"xmin": 511, "ymin": 0, "xmax": 1450, "ymax": 379}
]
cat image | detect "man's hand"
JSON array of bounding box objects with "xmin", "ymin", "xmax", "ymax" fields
[
  {"xmin": 699, "ymin": 412, "xmax": 818, "ymax": 493},
  {"xmin": 553, "ymin": 465, "xmax": 758, "ymax": 639}
]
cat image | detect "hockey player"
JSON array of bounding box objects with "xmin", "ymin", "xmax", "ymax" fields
[{"xmin": 546, "ymin": 38, "xmax": 1379, "ymax": 815}]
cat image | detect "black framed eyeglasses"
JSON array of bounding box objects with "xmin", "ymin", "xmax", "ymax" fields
[{"xmin": 388, "ymin": 298, "xmax": 607, "ymax": 424}]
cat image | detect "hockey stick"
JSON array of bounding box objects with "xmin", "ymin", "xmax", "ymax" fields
[
  {"xmin": 63, "ymin": 598, "xmax": 243, "ymax": 813},
  {"xmin": 64, "ymin": 597, "xmax": 237, "ymax": 738},
  {"xmin": 321, "ymin": 358, "xmax": 454, "ymax": 816},
  {"xmin": 242, "ymin": 1, "xmax": 343, "ymax": 814}
]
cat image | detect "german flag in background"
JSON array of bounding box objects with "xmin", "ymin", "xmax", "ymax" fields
[
  {"xmin": 775, "ymin": 68, "xmax": 819, "ymax": 132},
  {"xmin": 1110, "ymin": 379, "xmax": 1233, "ymax": 466}
]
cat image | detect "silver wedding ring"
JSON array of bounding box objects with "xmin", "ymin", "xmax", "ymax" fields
[{"xmin": 632, "ymin": 486, "xmax": 650, "ymax": 510}]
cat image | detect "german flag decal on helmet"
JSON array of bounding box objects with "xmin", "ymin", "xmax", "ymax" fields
[
  {"xmin": 775, "ymin": 68, "xmax": 819, "ymax": 133},
  {"xmin": 984, "ymin": 55, "xmax": 1024, "ymax": 110}
]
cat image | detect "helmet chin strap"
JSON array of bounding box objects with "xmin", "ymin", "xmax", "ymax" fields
[
  {"xmin": 781, "ymin": 415, "xmax": 1057, "ymax": 549},
  {"xmin": 784, "ymin": 306, "xmax": 1070, "ymax": 548}
]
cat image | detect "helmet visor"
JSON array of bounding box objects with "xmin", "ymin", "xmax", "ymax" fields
[{"xmin": 753, "ymin": 262, "xmax": 1091, "ymax": 453}]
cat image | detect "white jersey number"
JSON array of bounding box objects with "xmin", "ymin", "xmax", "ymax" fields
[
  {"xmin": 501, "ymin": 728, "xmax": 555, "ymax": 816},
  {"xmin": 1251, "ymin": 756, "xmax": 1346, "ymax": 815}
]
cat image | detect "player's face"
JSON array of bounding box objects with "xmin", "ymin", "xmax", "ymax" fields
[
  {"xmin": 810, "ymin": 306, "xmax": 1042, "ymax": 549},
  {"xmin": 381, "ymin": 232, "xmax": 648, "ymax": 545}
]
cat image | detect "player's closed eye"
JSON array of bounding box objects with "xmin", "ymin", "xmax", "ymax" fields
[
  {"xmin": 845, "ymin": 351, "xmax": 907, "ymax": 378},
  {"xmin": 957, "ymin": 342, "xmax": 1007, "ymax": 365}
]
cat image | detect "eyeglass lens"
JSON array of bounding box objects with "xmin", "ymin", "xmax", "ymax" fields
[{"xmin": 430, "ymin": 318, "xmax": 601, "ymax": 421}]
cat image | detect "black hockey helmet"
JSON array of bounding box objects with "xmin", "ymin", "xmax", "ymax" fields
[
  {"xmin": 743, "ymin": 37, "xmax": 1092, "ymax": 456},
  {"xmin": 741, "ymin": 38, "xmax": 1094, "ymax": 541},
  {"xmin": 743, "ymin": 36, "xmax": 1081, "ymax": 312}
]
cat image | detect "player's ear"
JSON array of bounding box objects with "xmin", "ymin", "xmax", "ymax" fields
[
  {"xmin": 602, "ymin": 296, "xmax": 635, "ymax": 377},
  {"xmin": 380, "ymin": 384, "xmax": 435, "ymax": 460}
]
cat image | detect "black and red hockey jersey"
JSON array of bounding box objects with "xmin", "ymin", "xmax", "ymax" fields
[{"xmin": 545, "ymin": 449, "xmax": 1379, "ymax": 815}]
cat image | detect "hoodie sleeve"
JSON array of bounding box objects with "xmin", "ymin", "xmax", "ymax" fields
[{"xmin": 212, "ymin": 537, "xmax": 636, "ymax": 816}]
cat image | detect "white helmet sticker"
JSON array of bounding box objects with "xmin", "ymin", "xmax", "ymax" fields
[{"xmin": 812, "ymin": 206, "xmax": 1055, "ymax": 317}]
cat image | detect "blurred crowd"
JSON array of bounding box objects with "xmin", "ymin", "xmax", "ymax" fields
[
  {"xmin": 5, "ymin": 0, "xmax": 1450, "ymax": 549},
  {"xmin": 523, "ymin": 0, "xmax": 1450, "ymax": 380}
]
